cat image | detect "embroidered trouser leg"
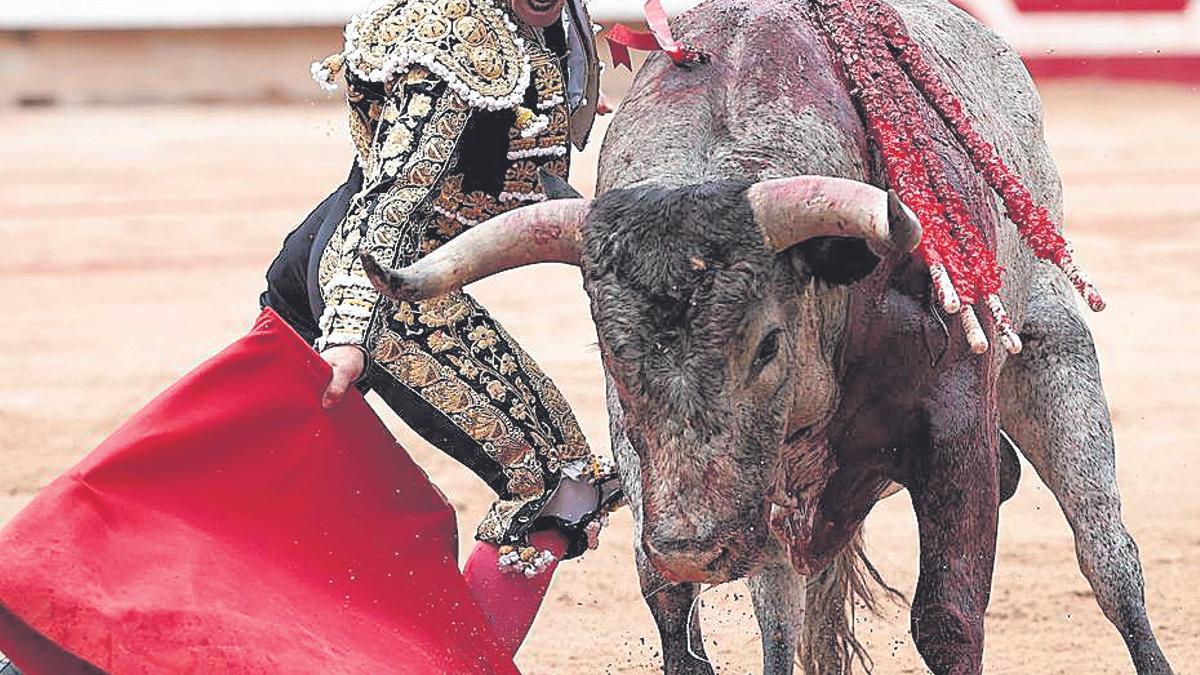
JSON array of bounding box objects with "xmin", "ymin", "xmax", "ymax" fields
[
  {"xmin": 269, "ymin": 58, "xmax": 617, "ymax": 559},
  {"xmin": 365, "ymin": 290, "xmax": 602, "ymax": 555}
]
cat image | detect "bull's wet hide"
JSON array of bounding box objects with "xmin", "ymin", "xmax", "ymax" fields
[
  {"xmin": 0, "ymin": 309, "xmax": 516, "ymax": 675},
  {"xmin": 770, "ymin": 427, "xmax": 1023, "ymax": 575},
  {"xmin": 767, "ymin": 434, "xmax": 839, "ymax": 576}
]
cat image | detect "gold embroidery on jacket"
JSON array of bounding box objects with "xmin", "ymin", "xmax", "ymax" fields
[
  {"xmin": 367, "ymin": 74, "xmax": 589, "ymax": 538},
  {"xmin": 334, "ymin": 0, "xmax": 531, "ymax": 111},
  {"xmin": 319, "ymin": 41, "xmax": 599, "ymax": 548},
  {"xmin": 318, "ymin": 77, "xmax": 471, "ymax": 347}
]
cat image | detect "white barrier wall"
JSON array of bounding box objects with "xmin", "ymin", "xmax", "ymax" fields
[
  {"xmin": 0, "ymin": 0, "xmax": 668, "ymax": 28},
  {"xmin": 1, "ymin": 0, "xmax": 1196, "ymax": 106},
  {"xmin": 0, "ymin": 1, "xmax": 365, "ymax": 29},
  {"xmin": 4, "ymin": 0, "xmax": 1197, "ymax": 53}
]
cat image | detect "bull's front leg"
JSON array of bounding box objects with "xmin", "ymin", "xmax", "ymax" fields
[
  {"xmin": 608, "ymin": 378, "xmax": 715, "ymax": 675},
  {"xmin": 636, "ymin": 546, "xmax": 716, "ymax": 675},
  {"xmin": 748, "ymin": 544, "xmax": 805, "ymax": 675},
  {"xmin": 1000, "ymin": 274, "xmax": 1172, "ymax": 674},
  {"xmin": 909, "ymin": 361, "xmax": 1001, "ymax": 675}
]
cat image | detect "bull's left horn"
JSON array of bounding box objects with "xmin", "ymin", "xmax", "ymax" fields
[
  {"xmin": 746, "ymin": 176, "xmax": 922, "ymax": 256},
  {"xmin": 360, "ymin": 198, "xmax": 590, "ymax": 302}
]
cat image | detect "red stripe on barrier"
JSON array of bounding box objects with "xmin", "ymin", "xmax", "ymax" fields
[
  {"xmin": 1012, "ymin": 0, "xmax": 1189, "ymax": 12},
  {"xmin": 1024, "ymin": 54, "xmax": 1200, "ymax": 83}
]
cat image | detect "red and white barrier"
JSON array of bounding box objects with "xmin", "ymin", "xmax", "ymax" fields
[
  {"xmin": 2, "ymin": 0, "xmax": 1196, "ymax": 83},
  {"xmin": 591, "ymin": 0, "xmax": 1200, "ymax": 83},
  {"xmin": 953, "ymin": 0, "xmax": 1200, "ymax": 82}
]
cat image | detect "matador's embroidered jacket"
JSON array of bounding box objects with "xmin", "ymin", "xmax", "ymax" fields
[
  {"xmin": 312, "ymin": 0, "xmax": 600, "ymax": 347},
  {"xmin": 269, "ymin": 0, "xmax": 616, "ymax": 563}
]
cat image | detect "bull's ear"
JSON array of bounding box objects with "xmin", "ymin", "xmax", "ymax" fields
[
  {"xmin": 538, "ymin": 169, "xmax": 584, "ymax": 200},
  {"xmin": 790, "ymin": 236, "xmax": 880, "ymax": 286}
]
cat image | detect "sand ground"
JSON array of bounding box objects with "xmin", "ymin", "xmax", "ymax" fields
[{"xmin": 1, "ymin": 81, "xmax": 1197, "ymax": 673}]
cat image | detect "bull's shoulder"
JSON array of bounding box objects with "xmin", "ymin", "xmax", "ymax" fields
[
  {"xmin": 672, "ymin": 0, "xmax": 810, "ymax": 39},
  {"xmin": 889, "ymin": 0, "xmax": 1062, "ymax": 221},
  {"xmin": 599, "ymin": 0, "xmax": 872, "ymax": 191}
]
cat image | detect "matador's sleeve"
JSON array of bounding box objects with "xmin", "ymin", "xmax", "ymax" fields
[
  {"xmin": 315, "ymin": 69, "xmax": 472, "ymax": 351},
  {"xmin": 311, "ymin": 0, "xmax": 533, "ymax": 351}
]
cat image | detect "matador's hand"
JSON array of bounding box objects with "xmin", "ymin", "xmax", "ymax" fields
[{"xmin": 321, "ymin": 345, "xmax": 366, "ymax": 409}]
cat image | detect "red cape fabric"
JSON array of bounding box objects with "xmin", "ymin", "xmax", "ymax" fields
[{"xmin": 0, "ymin": 309, "xmax": 518, "ymax": 675}]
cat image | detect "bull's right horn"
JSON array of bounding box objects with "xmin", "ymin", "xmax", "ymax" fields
[
  {"xmin": 360, "ymin": 198, "xmax": 590, "ymax": 302},
  {"xmin": 746, "ymin": 176, "xmax": 922, "ymax": 256}
]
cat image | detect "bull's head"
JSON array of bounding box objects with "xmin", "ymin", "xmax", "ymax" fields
[{"xmin": 361, "ymin": 177, "xmax": 919, "ymax": 583}]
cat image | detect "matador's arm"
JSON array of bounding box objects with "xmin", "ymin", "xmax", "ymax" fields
[{"xmin": 317, "ymin": 69, "xmax": 471, "ymax": 352}]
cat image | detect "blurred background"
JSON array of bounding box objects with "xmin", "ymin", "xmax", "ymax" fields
[
  {"xmin": 1, "ymin": 1, "xmax": 1197, "ymax": 673},
  {"xmin": 2, "ymin": 0, "xmax": 1197, "ymax": 104}
]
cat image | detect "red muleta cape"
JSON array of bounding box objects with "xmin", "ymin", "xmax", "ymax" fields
[{"xmin": 0, "ymin": 309, "xmax": 518, "ymax": 675}]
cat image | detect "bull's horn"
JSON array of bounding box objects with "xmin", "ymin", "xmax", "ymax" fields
[
  {"xmin": 359, "ymin": 198, "xmax": 589, "ymax": 302},
  {"xmin": 746, "ymin": 176, "xmax": 922, "ymax": 256}
]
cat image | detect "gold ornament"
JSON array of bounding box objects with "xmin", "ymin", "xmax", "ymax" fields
[{"xmin": 334, "ymin": 0, "xmax": 530, "ymax": 110}]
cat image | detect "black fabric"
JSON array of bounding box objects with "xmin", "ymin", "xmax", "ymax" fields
[
  {"xmin": 366, "ymin": 370, "xmax": 511, "ymax": 496},
  {"xmin": 260, "ymin": 164, "xmax": 363, "ymax": 343},
  {"xmin": 460, "ymin": 110, "xmax": 517, "ymax": 195},
  {"xmin": 543, "ymin": 20, "xmax": 567, "ymax": 56},
  {"xmin": 259, "ymin": 164, "xmax": 522, "ymax": 507},
  {"xmin": 307, "ymin": 165, "xmax": 365, "ymax": 320}
]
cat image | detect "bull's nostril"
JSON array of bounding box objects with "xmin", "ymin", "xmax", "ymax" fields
[
  {"xmin": 646, "ymin": 535, "xmax": 700, "ymax": 556},
  {"xmin": 644, "ymin": 537, "xmax": 738, "ymax": 582},
  {"xmin": 704, "ymin": 546, "xmax": 731, "ymax": 572},
  {"xmin": 648, "ymin": 537, "xmax": 726, "ymax": 565},
  {"xmin": 785, "ymin": 425, "xmax": 815, "ymax": 445}
]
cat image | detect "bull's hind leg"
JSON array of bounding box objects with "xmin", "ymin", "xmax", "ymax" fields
[
  {"xmin": 636, "ymin": 546, "xmax": 716, "ymax": 675},
  {"xmin": 999, "ymin": 276, "xmax": 1173, "ymax": 675}
]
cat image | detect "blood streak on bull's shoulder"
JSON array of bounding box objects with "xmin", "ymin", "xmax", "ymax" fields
[
  {"xmin": 608, "ymin": 0, "xmax": 1101, "ymax": 354},
  {"xmin": 807, "ymin": 0, "xmax": 1104, "ymax": 354}
]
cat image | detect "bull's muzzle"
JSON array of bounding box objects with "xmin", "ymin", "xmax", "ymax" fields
[{"xmin": 644, "ymin": 534, "xmax": 730, "ymax": 583}]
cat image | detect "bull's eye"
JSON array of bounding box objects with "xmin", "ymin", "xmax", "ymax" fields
[{"xmin": 752, "ymin": 329, "xmax": 782, "ymax": 372}]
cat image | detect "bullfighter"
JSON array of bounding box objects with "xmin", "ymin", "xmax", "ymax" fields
[{"xmin": 259, "ymin": 0, "xmax": 619, "ymax": 655}]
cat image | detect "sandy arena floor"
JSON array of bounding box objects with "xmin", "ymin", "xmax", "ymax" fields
[{"xmin": 1, "ymin": 81, "xmax": 1197, "ymax": 673}]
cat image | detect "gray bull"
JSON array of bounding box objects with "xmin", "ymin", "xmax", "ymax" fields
[{"xmin": 361, "ymin": 0, "xmax": 1174, "ymax": 672}]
